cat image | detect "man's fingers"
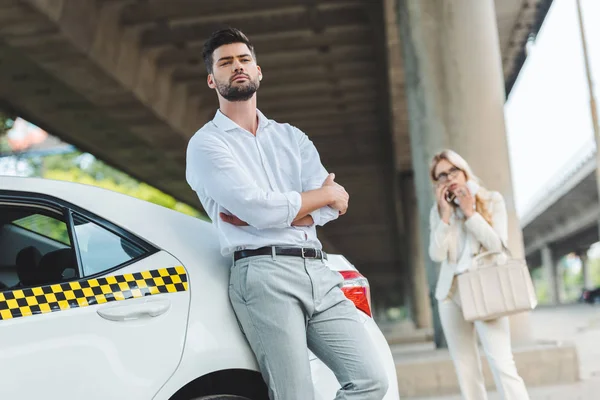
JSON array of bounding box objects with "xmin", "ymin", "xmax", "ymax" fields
[
  {"xmin": 220, "ymin": 213, "xmax": 248, "ymax": 226},
  {"xmin": 323, "ymin": 173, "xmax": 335, "ymax": 186},
  {"xmin": 220, "ymin": 213, "xmax": 236, "ymax": 224}
]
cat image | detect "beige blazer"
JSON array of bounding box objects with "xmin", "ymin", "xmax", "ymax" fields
[{"xmin": 429, "ymin": 190, "xmax": 508, "ymax": 301}]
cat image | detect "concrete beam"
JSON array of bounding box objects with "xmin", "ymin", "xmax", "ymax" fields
[
  {"xmin": 140, "ymin": 5, "xmax": 368, "ymax": 48},
  {"xmin": 273, "ymin": 103, "xmax": 378, "ymax": 122},
  {"xmin": 520, "ymin": 158, "xmax": 595, "ymax": 227},
  {"xmin": 155, "ymin": 26, "xmax": 373, "ymax": 67},
  {"xmin": 174, "ymin": 61, "xmax": 374, "ymax": 87},
  {"xmin": 263, "ymin": 96, "xmax": 377, "ymax": 119},
  {"xmin": 121, "ymin": 0, "xmax": 358, "ymax": 27},
  {"xmin": 524, "ymin": 204, "xmax": 600, "ymax": 256},
  {"xmin": 290, "ymin": 113, "xmax": 378, "ymax": 131},
  {"xmin": 550, "ymin": 225, "xmax": 599, "ymax": 261},
  {"xmin": 24, "ymin": 0, "xmax": 201, "ymax": 140},
  {"xmin": 260, "ymin": 90, "xmax": 378, "ymax": 113}
]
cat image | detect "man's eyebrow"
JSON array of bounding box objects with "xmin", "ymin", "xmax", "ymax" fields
[{"xmin": 217, "ymin": 54, "xmax": 252, "ymax": 63}]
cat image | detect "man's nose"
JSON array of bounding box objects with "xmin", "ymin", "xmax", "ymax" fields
[{"xmin": 232, "ymin": 59, "xmax": 244, "ymax": 71}]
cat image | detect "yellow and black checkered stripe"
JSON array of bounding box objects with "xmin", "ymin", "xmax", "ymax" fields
[{"xmin": 0, "ymin": 266, "xmax": 188, "ymax": 321}]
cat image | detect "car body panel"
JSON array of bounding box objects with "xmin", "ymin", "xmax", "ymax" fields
[
  {"xmin": 0, "ymin": 250, "xmax": 190, "ymax": 400},
  {"xmin": 0, "ymin": 177, "xmax": 399, "ymax": 400}
]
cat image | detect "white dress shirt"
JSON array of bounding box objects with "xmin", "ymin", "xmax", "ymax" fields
[{"xmin": 186, "ymin": 109, "xmax": 339, "ymax": 256}]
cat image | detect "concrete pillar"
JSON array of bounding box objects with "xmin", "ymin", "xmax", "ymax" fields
[
  {"xmin": 556, "ymin": 259, "xmax": 565, "ymax": 304},
  {"xmin": 541, "ymin": 245, "xmax": 559, "ymax": 304},
  {"xmin": 400, "ymin": 173, "xmax": 433, "ymax": 329},
  {"xmin": 397, "ymin": 0, "xmax": 532, "ymax": 345},
  {"xmin": 579, "ymin": 250, "xmax": 592, "ymax": 290}
]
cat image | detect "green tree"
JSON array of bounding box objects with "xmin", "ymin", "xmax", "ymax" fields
[
  {"xmin": 531, "ymin": 267, "xmax": 550, "ymax": 304},
  {"xmin": 1, "ymin": 114, "xmax": 206, "ymax": 220},
  {"xmin": 40, "ymin": 154, "xmax": 205, "ymax": 219},
  {"xmin": 0, "ymin": 112, "xmax": 15, "ymax": 153}
]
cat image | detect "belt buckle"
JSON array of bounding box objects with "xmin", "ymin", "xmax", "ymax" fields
[
  {"xmin": 301, "ymin": 247, "xmax": 308, "ymax": 259},
  {"xmin": 301, "ymin": 247, "xmax": 317, "ymax": 259}
]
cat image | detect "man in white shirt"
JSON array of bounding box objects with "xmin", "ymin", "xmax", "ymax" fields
[{"xmin": 186, "ymin": 28, "xmax": 388, "ymax": 400}]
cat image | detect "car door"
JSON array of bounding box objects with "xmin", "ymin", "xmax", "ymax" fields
[{"xmin": 0, "ymin": 194, "xmax": 191, "ymax": 400}]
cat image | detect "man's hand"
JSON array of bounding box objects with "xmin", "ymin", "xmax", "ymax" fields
[
  {"xmin": 292, "ymin": 215, "xmax": 314, "ymax": 227},
  {"xmin": 219, "ymin": 212, "xmax": 249, "ymax": 226},
  {"xmin": 322, "ymin": 173, "xmax": 349, "ymax": 215},
  {"xmin": 221, "ymin": 212, "xmax": 314, "ymax": 227}
]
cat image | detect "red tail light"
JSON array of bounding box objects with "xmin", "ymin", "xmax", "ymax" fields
[{"xmin": 339, "ymin": 270, "xmax": 372, "ymax": 317}]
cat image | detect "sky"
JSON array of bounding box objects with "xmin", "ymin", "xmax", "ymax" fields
[{"xmin": 505, "ymin": 0, "xmax": 599, "ymax": 217}]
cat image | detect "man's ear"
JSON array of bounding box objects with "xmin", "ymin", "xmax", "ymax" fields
[
  {"xmin": 257, "ymin": 65, "xmax": 263, "ymax": 81},
  {"xmin": 207, "ymin": 73, "xmax": 216, "ymax": 89}
]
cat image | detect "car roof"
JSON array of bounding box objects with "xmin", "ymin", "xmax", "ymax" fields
[{"xmin": 0, "ymin": 176, "xmax": 216, "ymax": 252}]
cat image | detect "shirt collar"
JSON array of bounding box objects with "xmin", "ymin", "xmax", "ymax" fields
[{"xmin": 212, "ymin": 109, "xmax": 270, "ymax": 132}]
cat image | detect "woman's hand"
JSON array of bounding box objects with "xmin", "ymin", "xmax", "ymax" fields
[
  {"xmin": 455, "ymin": 185, "xmax": 475, "ymax": 218},
  {"xmin": 435, "ymin": 183, "xmax": 452, "ymax": 224}
]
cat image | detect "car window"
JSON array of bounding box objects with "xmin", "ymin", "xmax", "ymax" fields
[
  {"xmin": 12, "ymin": 214, "xmax": 71, "ymax": 245},
  {"xmin": 72, "ymin": 214, "xmax": 146, "ymax": 276},
  {"xmin": 0, "ymin": 206, "xmax": 78, "ymax": 289}
]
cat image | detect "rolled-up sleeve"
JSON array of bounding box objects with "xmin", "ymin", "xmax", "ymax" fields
[
  {"xmin": 186, "ymin": 136, "xmax": 301, "ymax": 229},
  {"xmin": 464, "ymin": 192, "xmax": 507, "ymax": 252},
  {"xmin": 295, "ymin": 126, "xmax": 339, "ymax": 226}
]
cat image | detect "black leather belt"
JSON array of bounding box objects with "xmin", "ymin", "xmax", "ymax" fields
[{"xmin": 234, "ymin": 246, "xmax": 327, "ymax": 262}]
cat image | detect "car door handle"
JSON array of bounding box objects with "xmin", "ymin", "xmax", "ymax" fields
[{"xmin": 97, "ymin": 299, "xmax": 171, "ymax": 321}]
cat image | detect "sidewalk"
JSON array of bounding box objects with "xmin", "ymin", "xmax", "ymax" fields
[
  {"xmin": 409, "ymin": 378, "xmax": 600, "ymax": 400},
  {"xmin": 390, "ymin": 303, "xmax": 600, "ymax": 400}
]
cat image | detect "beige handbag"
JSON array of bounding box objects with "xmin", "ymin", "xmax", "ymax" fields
[{"xmin": 457, "ymin": 244, "xmax": 538, "ymax": 321}]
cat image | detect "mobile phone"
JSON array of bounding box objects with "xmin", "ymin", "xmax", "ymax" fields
[{"xmin": 444, "ymin": 190, "xmax": 456, "ymax": 203}]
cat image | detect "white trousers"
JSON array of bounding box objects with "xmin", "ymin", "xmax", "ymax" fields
[{"xmin": 438, "ymin": 278, "xmax": 530, "ymax": 400}]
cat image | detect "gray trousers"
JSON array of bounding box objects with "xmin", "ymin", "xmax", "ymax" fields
[{"xmin": 229, "ymin": 254, "xmax": 389, "ymax": 400}]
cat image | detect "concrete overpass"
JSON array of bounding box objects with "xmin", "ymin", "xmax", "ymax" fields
[
  {"xmin": 522, "ymin": 139, "xmax": 599, "ymax": 303},
  {"xmin": 0, "ymin": 0, "xmax": 553, "ymax": 334}
]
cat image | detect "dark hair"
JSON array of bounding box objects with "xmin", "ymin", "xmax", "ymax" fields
[{"xmin": 202, "ymin": 28, "xmax": 256, "ymax": 74}]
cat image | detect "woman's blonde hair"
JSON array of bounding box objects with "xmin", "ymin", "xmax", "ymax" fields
[{"xmin": 429, "ymin": 149, "xmax": 493, "ymax": 226}]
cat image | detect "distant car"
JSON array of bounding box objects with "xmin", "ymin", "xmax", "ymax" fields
[
  {"xmin": 580, "ymin": 287, "xmax": 600, "ymax": 304},
  {"xmin": 0, "ymin": 176, "xmax": 399, "ymax": 400}
]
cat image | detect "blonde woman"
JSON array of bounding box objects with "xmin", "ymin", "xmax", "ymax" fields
[{"xmin": 428, "ymin": 150, "xmax": 529, "ymax": 400}]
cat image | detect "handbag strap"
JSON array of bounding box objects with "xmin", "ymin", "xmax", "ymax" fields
[{"xmin": 472, "ymin": 238, "xmax": 512, "ymax": 267}]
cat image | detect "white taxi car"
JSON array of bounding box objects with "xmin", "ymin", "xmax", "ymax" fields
[{"xmin": 0, "ymin": 176, "xmax": 399, "ymax": 400}]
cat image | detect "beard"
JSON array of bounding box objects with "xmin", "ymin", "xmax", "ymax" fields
[{"xmin": 215, "ymin": 74, "xmax": 260, "ymax": 102}]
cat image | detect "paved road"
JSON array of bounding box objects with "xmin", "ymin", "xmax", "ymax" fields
[{"xmin": 411, "ymin": 304, "xmax": 600, "ymax": 400}]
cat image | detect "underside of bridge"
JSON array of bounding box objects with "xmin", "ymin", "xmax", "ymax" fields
[
  {"xmin": 523, "ymin": 150, "xmax": 599, "ymax": 267},
  {"xmin": 0, "ymin": 0, "xmax": 552, "ymax": 311}
]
